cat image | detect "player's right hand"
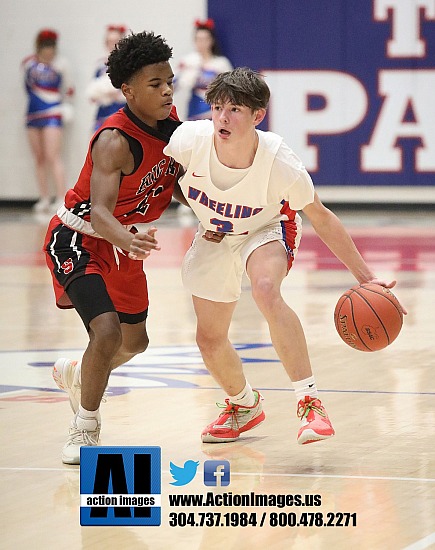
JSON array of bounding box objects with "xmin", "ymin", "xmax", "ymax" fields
[{"xmin": 364, "ymin": 278, "xmax": 408, "ymax": 315}]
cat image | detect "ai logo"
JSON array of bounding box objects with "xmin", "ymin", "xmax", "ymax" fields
[{"xmin": 80, "ymin": 446, "xmax": 161, "ymax": 526}]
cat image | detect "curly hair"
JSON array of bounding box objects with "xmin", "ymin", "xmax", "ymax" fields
[
  {"xmin": 107, "ymin": 31, "xmax": 172, "ymax": 89},
  {"xmin": 205, "ymin": 67, "xmax": 270, "ymax": 110}
]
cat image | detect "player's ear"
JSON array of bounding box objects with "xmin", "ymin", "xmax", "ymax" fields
[
  {"xmin": 121, "ymin": 82, "xmax": 133, "ymax": 100},
  {"xmin": 253, "ymin": 108, "xmax": 266, "ymax": 126}
]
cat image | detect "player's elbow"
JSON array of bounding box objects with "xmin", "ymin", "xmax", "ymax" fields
[
  {"xmin": 303, "ymin": 194, "xmax": 336, "ymax": 231},
  {"xmin": 90, "ymin": 205, "xmax": 109, "ymax": 234}
]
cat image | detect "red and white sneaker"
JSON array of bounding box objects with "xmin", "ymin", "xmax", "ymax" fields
[
  {"xmin": 202, "ymin": 390, "xmax": 265, "ymax": 443},
  {"xmin": 297, "ymin": 396, "xmax": 335, "ymax": 445},
  {"xmin": 53, "ymin": 358, "xmax": 81, "ymax": 413}
]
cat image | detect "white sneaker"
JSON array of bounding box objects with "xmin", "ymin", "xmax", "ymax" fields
[
  {"xmin": 53, "ymin": 358, "xmax": 81, "ymax": 413},
  {"xmin": 62, "ymin": 414, "xmax": 101, "ymax": 465}
]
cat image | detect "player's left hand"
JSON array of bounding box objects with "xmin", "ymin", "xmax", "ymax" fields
[
  {"xmin": 203, "ymin": 230, "xmax": 225, "ymax": 243},
  {"xmin": 128, "ymin": 227, "xmax": 161, "ymax": 260}
]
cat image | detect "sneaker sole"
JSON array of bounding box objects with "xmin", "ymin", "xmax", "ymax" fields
[
  {"xmin": 202, "ymin": 412, "xmax": 265, "ymax": 443},
  {"xmin": 298, "ymin": 429, "xmax": 335, "ymax": 445},
  {"xmin": 62, "ymin": 454, "xmax": 80, "ymax": 465},
  {"xmin": 61, "ymin": 435, "xmax": 101, "ymax": 465},
  {"xmin": 52, "ymin": 363, "xmax": 67, "ymax": 390}
]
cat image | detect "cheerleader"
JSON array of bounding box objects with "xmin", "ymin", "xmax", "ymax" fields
[
  {"xmin": 175, "ymin": 18, "xmax": 232, "ymax": 120},
  {"xmin": 86, "ymin": 25, "xmax": 127, "ymax": 131},
  {"xmin": 22, "ymin": 29, "xmax": 74, "ymax": 212}
]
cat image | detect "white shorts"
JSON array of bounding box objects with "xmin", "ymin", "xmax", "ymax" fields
[{"xmin": 181, "ymin": 216, "xmax": 302, "ymax": 302}]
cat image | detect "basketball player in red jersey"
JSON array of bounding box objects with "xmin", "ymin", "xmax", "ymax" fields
[{"xmin": 44, "ymin": 31, "xmax": 183, "ymax": 464}]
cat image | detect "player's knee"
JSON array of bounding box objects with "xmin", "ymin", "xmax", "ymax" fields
[
  {"xmin": 196, "ymin": 329, "xmax": 225, "ymax": 356},
  {"xmin": 251, "ymin": 276, "xmax": 280, "ymax": 308},
  {"xmin": 122, "ymin": 333, "xmax": 149, "ymax": 355},
  {"xmin": 135, "ymin": 333, "xmax": 149, "ymax": 354},
  {"xmin": 90, "ymin": 323, "xmax": 123, "ymax": 358}
]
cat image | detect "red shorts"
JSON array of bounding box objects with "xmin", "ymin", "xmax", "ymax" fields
[{"xmin": 43, "ymin": 216, "xmax": 148, "ymax": 314}]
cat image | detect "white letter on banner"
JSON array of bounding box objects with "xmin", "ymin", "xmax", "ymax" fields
[
  {"xmin": 374, "ymin": 0, "xmax": 435, "ymax": 58},
  {"xmin": 264, "ymin": 70, "xmax": 367, "ymax": 171},
  {"xmin": 361, "ymin": 70, "xmax": 435, "ymax": 172}
]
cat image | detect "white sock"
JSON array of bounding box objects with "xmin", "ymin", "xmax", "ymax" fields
[
  {"xmin": 292, "ymin": 376, "xmax": 318, "ymax": 402},
  {"xmin": 229, "ymin": 382, "xmax": 256, "ymax": 407},
  {"xmin": 76, "ymin": 405, "xmax": 100, "ymax": 431}
]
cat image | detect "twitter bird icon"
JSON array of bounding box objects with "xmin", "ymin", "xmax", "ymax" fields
[{"xmin": 169, "ymin": 460, "xmax": 200, "ymax": 486}]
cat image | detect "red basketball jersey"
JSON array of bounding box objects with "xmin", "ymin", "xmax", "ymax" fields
[{"xmin": 64, "ymin": 105, "xmax": 181, "ymax": 225}]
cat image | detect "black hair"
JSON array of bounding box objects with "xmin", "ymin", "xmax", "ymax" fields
[
  {"xmin": 205, "ymin": 67, "xmax": 270, "ymax": 110},
  {"xmin": 107, "ymin": 31, "xmax": 172, "ymax": 89}
]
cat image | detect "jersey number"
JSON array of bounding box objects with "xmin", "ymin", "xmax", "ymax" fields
[
  {"xmin": 128, "ymin": 185, "xmax": 164, "ymax": 217},
  {"xmin": 210, "ymin": 218, "xmax": 234, "ymax": 233}
]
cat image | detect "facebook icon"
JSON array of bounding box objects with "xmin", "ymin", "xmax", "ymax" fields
[{"xmin": 203, "ymin": 460, "xmax": 230, "ymax": 487}]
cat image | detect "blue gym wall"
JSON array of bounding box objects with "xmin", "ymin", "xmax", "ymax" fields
[{"xmin": 208, "ymin": 0, "xmax": 435, "ymax": 188}]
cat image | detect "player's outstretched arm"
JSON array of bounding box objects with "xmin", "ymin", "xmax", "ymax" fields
[
  {"xmin": 302, "ymin": 193, "xmax": 407, "ymax": 314},
  {"xmin": 303, "ymin": 193, "xmax": 382, "ymax": 284}
]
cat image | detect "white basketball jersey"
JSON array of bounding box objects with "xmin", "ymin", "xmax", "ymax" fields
[{"xmin": 165, "ymin": 120, "xmax": 309, "ymax": 234}]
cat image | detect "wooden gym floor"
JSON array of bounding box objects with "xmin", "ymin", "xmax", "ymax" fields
[{"xmin": 0, "ymin": 204, "xmax": 434, "ymax": 550}]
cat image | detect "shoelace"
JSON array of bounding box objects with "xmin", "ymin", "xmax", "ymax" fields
[
  {"xmin": 68, "ymin": 427, "xmax": 99, "ymax": 446},
  {"xmin": 217, "ymin": 399, "xmax": 257, "ymax": 414},
  {"xmin": 297, "ymin": 399, "xmax": 326, "ymax": 420},
  {"xmin": 215, "ymin": 399, "xmax": 257, "ymax": 429}
]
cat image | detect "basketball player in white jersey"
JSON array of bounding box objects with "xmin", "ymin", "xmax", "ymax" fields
[{"xmin": 156, "ymin": 67, "xmax": 403, "ymax": 445}]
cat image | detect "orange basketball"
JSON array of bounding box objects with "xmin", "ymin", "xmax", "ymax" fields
[{"xmin": 334, "ymin": 283, "xmax": 403, "ymax": 352}]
